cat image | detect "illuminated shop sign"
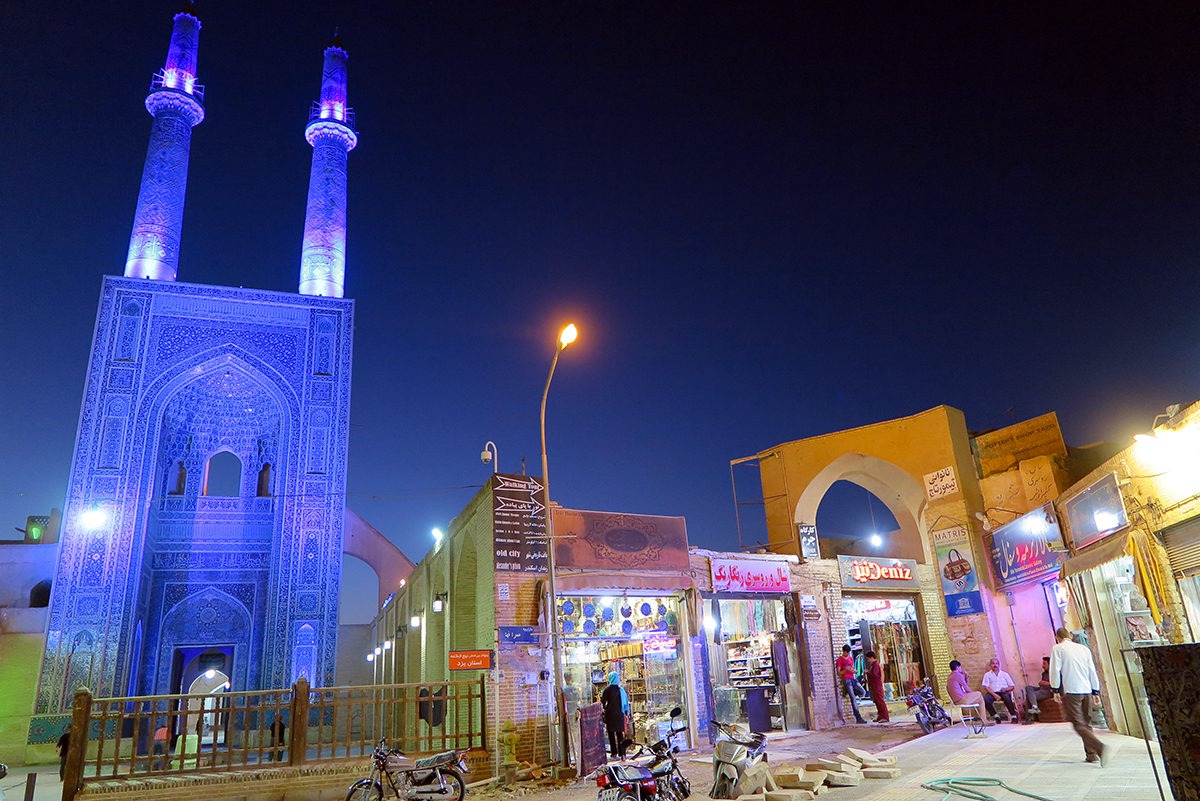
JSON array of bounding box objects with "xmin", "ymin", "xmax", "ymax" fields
[
  {"xmin": 1063, "ymin": 472, "xmax": 1129, "ymax": 549},
  {"xmin": 837, "ymin": 555, "xmax": 920, "ymax": 590},
  {"xmin": 989, "ymin": 503, "xmax": 1067, "ymax": 589},
  {"xmin": 710, "ymin": 558, "xmax": 791, "ymax": 593}
]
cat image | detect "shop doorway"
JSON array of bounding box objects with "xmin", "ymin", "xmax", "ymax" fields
[
  {"xmin": 840, "ymin": 596, "xmax": 927, "ymax": 706},
  {"xmin": 704, "ymin": 596, "xmax": 802, "ymax": 732},
  {"xmin": 556, "ymin": 594, "xmax": 688, "ymax": 751}
]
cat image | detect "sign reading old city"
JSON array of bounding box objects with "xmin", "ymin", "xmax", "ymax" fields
[
  {"xmin": 837, "ymin": 555, "xmax": 921, "ymax": 590},
  {"xmin": 710, "ymin": 557, "xmax": 791, "ymax": 593},
  {"xmin": 492, "ymin": 473, "xmax": 548, "ymax": 573}
]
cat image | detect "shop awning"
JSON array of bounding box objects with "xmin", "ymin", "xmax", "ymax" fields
[
  {"xmin": 554, "ymin": 570, "xmax": 696, "ymax": 593},
  {"xmin": 1060, "ymin": 531, "xmax": 1130, "ymax": 578}
]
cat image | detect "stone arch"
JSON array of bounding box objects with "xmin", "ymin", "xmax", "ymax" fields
[
  {"xmin": 452, "ymin": 532, "xmax": 480, "ymax": 651},
  {"xmin": 793, "ymin": 452, "xmax": 931, "ymax": 563},
  {"xmin": 156, "ymin": 587, "xmax": 252, "ymax": 697},
  {"xmin": 203, "ymin": 450, "xmax": 243, "ymax": 496},
  {"xmin": 29, "ymin": 579, "xmax": 52, "ymax": 608}
]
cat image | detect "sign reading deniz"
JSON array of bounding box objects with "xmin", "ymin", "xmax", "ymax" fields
[
  {"xmin": 710, "ymin": 557, "xmax": 791, "ymax": 593},
  {"xmin": 837, "ymin": 555, "xmax": 921, "ymax": 590}
]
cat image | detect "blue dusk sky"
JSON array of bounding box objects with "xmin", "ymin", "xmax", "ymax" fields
[{"xmin": 2, "ymin": 2, "xmax": 1198, "ymax": 568}]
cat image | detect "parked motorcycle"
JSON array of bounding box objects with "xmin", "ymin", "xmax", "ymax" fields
[
  {"xmin": 709, "ymin": 720, "xmax": 768, "ymax": 800},
  {"xmin": 590, "ymin": 707, "xmax": 690, "ymax": 801},
  {"xmin": 345, "ymin": 739, "xmax": 468, "ymax": 801},
  {"xmin": 0, "ymin": 762, "xmax": 7, "ymax": 800},
  {"xmin": 906, "ymin": 678, "xmax": 951, "ymax": 734}
]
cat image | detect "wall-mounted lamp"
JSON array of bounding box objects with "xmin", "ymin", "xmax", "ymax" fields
[
  {"xmin": 366, "ymin": 652, "xmax": 375, "ymax": 663},
  {"xmin": 433, "ymin": 592, "xmax": 447, "ymax": 614},
  {"xmin": 974, "ymin": 507, "xmax": 1025, "ymax": 532},
  {"xmin": 410, "ymin": 613, "xmax": 422, "ymax": 629},
  {"xmin": 399, "ymin": 578, "xmax": 407, "ymax": 588},
  {"xmin": 433, "ymin": 528, "xmax": 444, "ymax": 547},
  {"xmin": 395, "ymin": 625, "xmax": 408, "ymax": 639},
  {"xmin": 374, "ymin": 646, "xmax": 382, "ymax": 656},
  {"xmin": 383, "ymin": 640, "xmax": 392, "ymax": 650},
  {"xmin": 1135, "ymin": 403, "xmax": 1184, "ymax": 443}
]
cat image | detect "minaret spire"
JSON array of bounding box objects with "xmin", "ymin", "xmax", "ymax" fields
[
  {"xmin": 297, "ymin": 37, "xmax": 358, "ymax": 298},
  {"xmin": 124, "ymin": 6, "xmax": 205, "ymax": 282}
]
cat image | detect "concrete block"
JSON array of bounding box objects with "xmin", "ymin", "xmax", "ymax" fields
[
  {"xmin": 735, "ymin": 794, "xmax": 765, "ymax": 801},
  {"xmin": 805, "ymin": 759, "xmax": 845, "ymax": 773},
  {"xmin": 823, "ymin": 770, "xmax": 861, "ymax": 787},
  {"xmin": 862, "ymin": 767, "xmax": 902, "ymax": 779},
  {"xmin": 765, "ymin": 793, "xmax": 814, "ymax": 801},
  {"xmin": 773, "ymin": 771, "xmax": 805, "ymax": 789}
]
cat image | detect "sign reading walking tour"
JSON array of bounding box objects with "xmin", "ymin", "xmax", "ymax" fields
[
  {"xmin": 933, "ymin": 526, "xmax": 984, "ymax": 616},
  {"xmin": 492, "ymin": 473, "xmax": 547, "ymax": 573}
]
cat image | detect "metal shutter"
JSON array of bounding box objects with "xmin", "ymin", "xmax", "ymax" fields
[{"xmin": 1163, "ymin": 517, "xmax": 1200, "ymax": 577}]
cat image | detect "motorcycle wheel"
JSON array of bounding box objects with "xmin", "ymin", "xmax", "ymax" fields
[
  {"xmin": 711, "ymin": 775, "xmax": 734, "ymax": 800},
  {"xmin": 345, "ymin": 779, "xmax": 382, "ymax": 801},
  {"xmin": 932, "ymin": 705, "xmax": 951, "ymax": 727},
  {"xmin": 675, "ymin": 776, "xmax": 691, "ymax": 798},
  {"xmin": 915, "ymin": 709, "xmax": 932, "ymax": 735},
  {"xmin": 422, "ymin": 768, "xmax": 466, "ymax": 801}
]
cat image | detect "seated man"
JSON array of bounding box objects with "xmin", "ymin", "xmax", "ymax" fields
[
  {"xmin": 1023, "ymin": 656, "xmax": 1053, "ymax": 722},
  {"xmin": 981, "ymin": 657, "xmax": 1018, "ymax": 723},
  {"xmin": 946, "ymin": 660, "xmax": 985, "ymax": 713}
]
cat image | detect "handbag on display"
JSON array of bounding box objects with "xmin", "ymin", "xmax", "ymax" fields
[{"xmin": 943, "ymin": 548, "xmax": 972, "ymax": 581}]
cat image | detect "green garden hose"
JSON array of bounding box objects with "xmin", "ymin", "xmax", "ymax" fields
[{"xmin": 920, "ymin": 777, "xmax": 1057, "ymax": 801}]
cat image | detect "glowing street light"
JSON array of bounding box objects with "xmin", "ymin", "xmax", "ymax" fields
[{"xmin": 541, "ymin": 321, "xmax": 578, "ymax": 764}]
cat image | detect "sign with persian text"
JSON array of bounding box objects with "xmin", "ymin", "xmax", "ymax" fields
[
  {"xmin": 990, "ymin": 503, "xmax": 1067, "ymax": 589},
  {"xmin": 710, "ymin": 557, "xmax": 791, "ymax": 593},
  {"xmin": 797, "ymin": 524, "xmax": 820, "ymax": 558},
  {"xmin": 448, "ymin": 650, "xmax": 493, "ymax": 670},
  {"xmin": 499, "ymin": 626, "xmax": 539, "ymax": 645},
  {"xmin": 492, "ymin": 473, "xmax": 547, "ymax": 573},
  {"xmin": 837, "ymin": 555, "xmax": 920, "ymax": 590},
  {"xmin": 924, "ymin": 466, "xmax": 959, "ymax": 500}
]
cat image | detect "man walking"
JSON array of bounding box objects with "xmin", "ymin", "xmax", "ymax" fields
[
  {"xmin": 1049, "ymin": 627, "xmax": 1106, "ymax": 765},
  {"xmin": 864, "ymin": 650, "xmax": 889, "ymax": 723},
  {"xmin": 981, "ymin": 658, "xmax": 1018, "ymax": 723}
]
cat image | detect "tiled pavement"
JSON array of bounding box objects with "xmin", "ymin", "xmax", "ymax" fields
[{"xmin": 816, "ymin": 721, "xmax": 1173, "ymax": 801}]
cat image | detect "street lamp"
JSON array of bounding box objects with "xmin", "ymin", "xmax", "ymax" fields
[{"xmin": 540, "ymin": 321, "xmax": 577, "ymax": 765}]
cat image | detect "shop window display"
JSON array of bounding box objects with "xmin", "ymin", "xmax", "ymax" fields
[
  {"xmin": 841, "ymin": 597, "xmax": 926, "ymax": 701},
  {"xmin": 556, "ymin": 595, "xmax": 685, "ymax": 746},
  {"xmin": 706, "ymin": 597, "xmax": 793, "ymax": 731}
]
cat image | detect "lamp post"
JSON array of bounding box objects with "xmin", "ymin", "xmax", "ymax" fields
[
  {"xmin": 540, "ymin": 322, "xmax": 577, "ymax": 765},
  {"xmin": 482, "ymin": 441, "xmax": 499, "ymax": 473}
]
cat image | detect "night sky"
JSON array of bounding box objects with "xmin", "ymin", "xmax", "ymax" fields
[{"xmin": 3, "ymin": 3, "xmax": 1198, "ymax": 568}]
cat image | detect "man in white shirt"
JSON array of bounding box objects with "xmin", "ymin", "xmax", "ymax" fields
[
  {"xmin": 980, "ymin": 658, "xmax": 1018, "ymax": 723},
  {"xmin": 1048, "ymin": 627, "xmax": 1106, "ymax": 766}
]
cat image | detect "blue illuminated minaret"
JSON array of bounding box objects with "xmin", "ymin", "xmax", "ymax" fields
[
  {"xmin": 124, "ymin": 4, "xmax": 205, "ymax": 282},
  {"xmin": 298, "ymin": 37, "xmax": 358, "ymax": 298}
]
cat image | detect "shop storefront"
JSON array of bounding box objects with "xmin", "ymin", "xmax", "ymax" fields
[
  {"xmin": 836, "ymin": 555, "xmax": 931, "ymax": 716},
  {"xmin": 1163, "ymin": 517, "xmax": 1200, "ymax": 640},
  {"xmin": 987, "ymin": 504, "xmax": 1069, "ymax": 688},
  {"xmin": 703, "ymin": 556, "xmax": 804, "ymax": 732},
  {"xmin": 555, "ymin": 593, "xmax": 689, "ymax": 747},
  {"xmin": 1060, "ymin": 472, "xmax": 1163, "ymax": 737}
]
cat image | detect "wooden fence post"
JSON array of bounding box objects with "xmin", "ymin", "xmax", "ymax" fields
[
  {"xmin": 479, "ymin": 675, "xmax": 488, "ymax": 750},
  {"xmin": 61, "ymin": 686, "xmax": 92, "ymax": 801},
  {"xmin": 288, "ymin": 678, "xmax": 309, "ymax": 767}
]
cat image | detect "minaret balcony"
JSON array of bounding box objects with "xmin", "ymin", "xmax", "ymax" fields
[
  {"xmin": 309, "ymin": 101, "xmax": 355, "ymax": 130},
  {"xmin": 151, "ymin": 69, "xmax": 205, "ymax": 102}
]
